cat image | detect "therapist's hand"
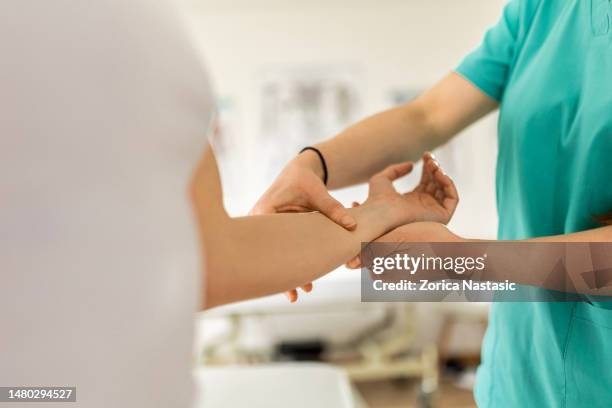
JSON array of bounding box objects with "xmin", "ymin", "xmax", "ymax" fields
[
  {"xmin": 250, "ymin": 149, "xmax": 357, "ymax": 229},
  {"xmin": 346, "ymin": 222, "xmax": 463, "ymax": 269},
  {"xmin": 280, "ymin": 159, "xmax": 417, "ymax": 302},
  {"xmin": 250, "ymin": 149, "xmax": 355, "ymax": 302}
]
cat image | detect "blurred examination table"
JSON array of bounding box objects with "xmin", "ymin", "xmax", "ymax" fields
[{"xmin": 195, "ymin": 363, "xmax": 357, "ymax": 408}]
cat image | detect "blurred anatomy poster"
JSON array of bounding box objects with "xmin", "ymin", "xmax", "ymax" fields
[
  {"xmin": 389, "ymin": 86, "xmax": 463, "ymax": 178},
  {"xmin": 257, "ymin": 65, "xmax": 363, "ymax": 180}
]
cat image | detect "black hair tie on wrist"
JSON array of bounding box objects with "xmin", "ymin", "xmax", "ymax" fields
[{"xmin": 300, "ymin": 146, "xmax": 328, "ymax": 185}]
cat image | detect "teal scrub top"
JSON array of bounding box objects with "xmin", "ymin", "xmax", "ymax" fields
[{"xmin": 455, "ymin": 0, "xmax": 612, "ymax": 406}]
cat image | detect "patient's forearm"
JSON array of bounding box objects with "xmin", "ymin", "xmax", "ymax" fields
[
  {"xmin": 192, "ymin": 144, "xmax": 400, "ymax": 309},
  {"xmin": 203, "ymin": 203, "xmax": 393, "ymax": 308}
]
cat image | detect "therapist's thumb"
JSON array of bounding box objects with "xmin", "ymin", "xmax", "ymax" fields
[{"xmin": 311, "ymin": 187, "xmax": 356, "ymax": 230}]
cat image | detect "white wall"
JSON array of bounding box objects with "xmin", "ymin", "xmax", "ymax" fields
[
  {"xmin": 185, "ymin": 0, "xmax": 507, "ymax": 354},
  {"xmin": 183, "ymin": 0, "xmax": 505, "ymax": 238}
]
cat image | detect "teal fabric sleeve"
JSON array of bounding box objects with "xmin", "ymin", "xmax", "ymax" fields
[{"xmin": 454, "ymin": 0, "xmax": 524, "ymax": 101}]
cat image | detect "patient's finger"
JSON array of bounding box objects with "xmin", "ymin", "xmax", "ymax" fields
[
  {"xmin": 285, "ymin": 289, "xmax": 299, "ymax": 303},
  {"xmin": 376, "ymin": 161, "xmax": 414, "ymax": 182},
  {"xmin": 346, "ymin": 256, "xmax": 361, "ymax": 269},
  {"xmin": 426, "ymin": 156, "xmax": 440, "ymax": 173},
  {"xmin": 286, "ymin": 283, "xmax": 312, "ymax": 303},
  {"xmin": 423, "ymin": 158, "xmax": 440, "ymax": 194},
  {"xmin": 416, "ymin": 152, "xmax": 434, "ymax": 191},
  {"xmin": 369, "ymin": 162, "xmax": 414, "ymax": 198},
  {"xmin": 434, "ymin": 168, "xmax": 458, "ymax": 199},
  {"xmin": 434, "ymin": 189, "xmax": 444, "ymax": 203},
  {"xmin": 425, "ymin": 179, "xmax": 438, "ymax": 195},
  {"xmin": 433, "ymin": 168, "xmax": 459, "ymax": 212},
  {"xmin": 249, "ymin": 201, "xmax": 276, "ymax": 216}
]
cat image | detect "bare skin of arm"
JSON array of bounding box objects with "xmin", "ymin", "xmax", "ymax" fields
[
  {"xmin": 192, "ymin": 146, "xmax": 458, "ymax": 309},
  {"xmin": 351, "ymin": 222, "xmax": 612, "ymax": 296}
]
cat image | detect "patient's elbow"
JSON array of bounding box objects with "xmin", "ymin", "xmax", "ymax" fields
[{"xmin": 201, "ymin": 291, "xmax": 219, "ymax": 311}]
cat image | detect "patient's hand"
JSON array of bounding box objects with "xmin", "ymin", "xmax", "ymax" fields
[
  {"xmin": 286, "ymin": 152, "xmax": 459, "ymax": 302},
  {"xmin": 407, "ymin": 152, "xmax": 458, "ymax": 224},
  {"xmin": 363, "ymin": 152, "xmax": 458, "ymax": 225}
]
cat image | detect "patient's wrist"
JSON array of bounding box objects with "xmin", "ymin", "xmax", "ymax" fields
[
  {"xmin": 385, "ymin": 201, "xmax": 416, "ymax": 230},
  {"xmin": 350, "ymin": 200, "xmax": 411, "ymax": 237},
  {"xmin": 367, "ymin": 197, "xmax": 416, "ymax": 227}
]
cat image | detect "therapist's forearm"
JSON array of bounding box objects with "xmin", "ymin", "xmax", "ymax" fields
[
  {"xmin": 460, "ymin": 226, "xmax": 612, "ymax": 295},
  {"xmin": 309, "ymin": 72, "xmax": 498, "ymax": 189},
  {"xmin": 314, "ymin": 104, "xmax": 437, "ymax": 189},
  {"xmin": 461, "ymin": 225, "xmax": 612, "ymax": 245},
  {"xmin": 372, "ymin": 223, "xmax": 612, "ymax": 297},
  {"xmin": 526, "ymin": 226, "xmax": 612, "ymax": 242},
  {"xmin": 202, "ymin": 204, "xmax": 395, "ymax": 308}
]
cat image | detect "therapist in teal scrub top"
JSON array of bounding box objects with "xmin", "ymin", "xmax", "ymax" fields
[{"xmin": 253, "ymin": 0, "xmax": 612, "ymax": 406}]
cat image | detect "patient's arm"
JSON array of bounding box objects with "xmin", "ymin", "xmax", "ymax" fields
[{"xmin": 192, "ymin": 144, "xmax": 456, "ymax": 309}]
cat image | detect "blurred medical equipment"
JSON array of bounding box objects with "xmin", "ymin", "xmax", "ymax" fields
[
  {"xmin": 199, "ymin": 270, "xmax": 440, "ymax": 407},
  {"xmin": 195, "ymin": 363, "xmax": 359, "ymax": 408}
]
